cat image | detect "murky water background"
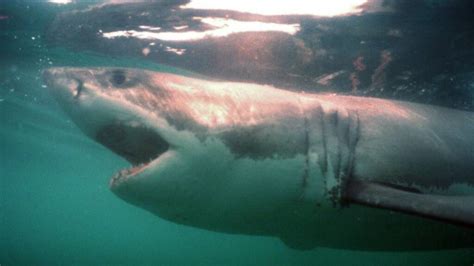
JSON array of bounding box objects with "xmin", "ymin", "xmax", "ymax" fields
[{"xmin": 1, "ymin": 1, "xmax": 473, "ymax": 265}]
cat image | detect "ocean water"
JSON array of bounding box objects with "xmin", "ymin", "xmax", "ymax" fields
[{"xmin": 1, "ymin": 1, "xmax": 473, "ymax": 265}]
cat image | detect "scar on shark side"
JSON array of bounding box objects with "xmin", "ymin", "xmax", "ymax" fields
[{"xmin": 43, "ymin": 67, "xmax": 474, "ymax": 251}]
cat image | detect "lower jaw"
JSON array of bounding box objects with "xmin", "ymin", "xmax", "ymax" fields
[
  {"xmin": 109, "ymin": 163, "xmax": 149, "ymax": 188},
  {"xmin": 108, "ymin": 150, "xmax": 170, "ymax": 189}
]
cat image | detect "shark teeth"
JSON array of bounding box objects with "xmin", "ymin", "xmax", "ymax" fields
[
  {"xmin": 110, "ymin": 163, "xmax": 147, "ymax": 184},
  {"xmin": 110, "ymin": 158, "xmax": 156, "ymax": 187}
]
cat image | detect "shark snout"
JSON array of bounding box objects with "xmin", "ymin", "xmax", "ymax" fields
[
  {"xmin": 42, "ymin": 68, "xmax": 59, "ymax": 87},
  {"xmin": 43, "ymin": 67, "xmax": 85, "ymax": 101},
  {"xmin": 42, "ymin": 67, "xmax": 71, "ymax": 92}
]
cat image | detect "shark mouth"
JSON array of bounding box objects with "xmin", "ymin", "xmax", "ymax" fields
[{"xmin": 95, "ymin": 123, "xmax": 169, "ymax": 183}]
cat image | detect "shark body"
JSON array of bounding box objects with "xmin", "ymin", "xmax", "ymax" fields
[{"xmin": 43, "ymin": 67, "xmax": 474, "ymax": 250}]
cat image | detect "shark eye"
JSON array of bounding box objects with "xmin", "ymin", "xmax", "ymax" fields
[
  {"xmin": 110, "ymin": 70, "xmax": 127, "ymax": 86},
  {"xmin": 108, "ymin": 69, "xmax": 139, "ymax": 88}
]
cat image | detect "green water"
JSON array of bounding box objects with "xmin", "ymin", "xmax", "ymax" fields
[{"xmin": 1, "ymin": 1, "xmax": 473, "ymax": 265}]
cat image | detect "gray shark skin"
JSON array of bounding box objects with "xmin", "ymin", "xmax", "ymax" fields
[{"xmin": 43, "ymin": 67, "xmax": 474, "ymax": 251}]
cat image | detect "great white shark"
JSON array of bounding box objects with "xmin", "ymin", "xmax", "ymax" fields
[{"xmin": 43, "ymin": 67, "xmax": 474, "ymax": 251}]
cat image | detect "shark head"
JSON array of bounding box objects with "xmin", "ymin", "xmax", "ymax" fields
[
  {"xmin": 43, "ymin": 67, "xmax": 175, "ymax": 185},
  {"xmin": 43, "ymin": 67, "xmax": 314, "ymax": 235}
]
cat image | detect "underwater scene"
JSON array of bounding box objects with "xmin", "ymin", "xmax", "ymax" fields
[{"xmin": 1, "ymin": 0, "xmax": 474, "ymax": 265}]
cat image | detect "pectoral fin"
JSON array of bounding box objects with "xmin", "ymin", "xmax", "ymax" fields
[{"xmin": 344, "ymin": 180, "xmax": 474, "ymax": 227}]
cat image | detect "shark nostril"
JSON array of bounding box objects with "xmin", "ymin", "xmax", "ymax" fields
[{"xmin": 74, "ymin": 78, "xmax": 84, "ymax": 99}]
